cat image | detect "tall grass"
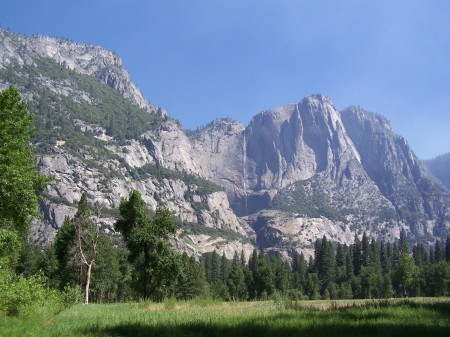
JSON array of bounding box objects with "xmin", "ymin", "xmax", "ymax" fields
[{"xmin": 2, "ymin": 298, "xmax": 449, "ymax": 337}]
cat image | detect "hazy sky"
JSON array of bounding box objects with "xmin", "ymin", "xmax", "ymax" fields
[{"xmin": 1, "ymin": 0, "xmax": 449, "ymax": 159}]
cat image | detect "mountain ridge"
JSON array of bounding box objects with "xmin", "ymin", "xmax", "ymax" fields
[{"xmin": 1, "ymin": 29, "xmax": 449, "ymax": 259}]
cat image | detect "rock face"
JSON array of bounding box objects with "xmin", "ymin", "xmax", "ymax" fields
[
  {"xmin": 0, "ymin": 29, "xmax": 252, "ymax": 259},
  {"xmin": 1, "ymin": 29, "xmax": 449, "ymax": 259},
  {"xmin": 0, "ymin": 29, "xmax": 164, "ymax": 115},
  {"xmin": 424, "ymin": 153, "xmax": 450, "ymax": 191}
]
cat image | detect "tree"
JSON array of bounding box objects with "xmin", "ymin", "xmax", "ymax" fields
[
  {"xmin": 115, "ymin": 190, "xmax": 179, "ymax": 299},
  {"xmin": 394, "ymin": 252, "xmax": 418, "ymax": 297},
  {"xmin": 73, "ymin": 193, "xmax": 100, "ymax": 304},
  {"xmin": 53, "ymin": 216, "xmax": 78, "ymax": 289},
  {"xmin": 227, "ymin": 256, "xmax": 247, "ymax": 300},
  {"xmin": 90, "ymin": 235, "xmax": 122, "ymax": 303},
  {"xmin": 0, "ymin": 85, "xmax": 47, "ymax": 240},
  {"xmin": 220, "ymin": 252, "xmax": 231, "ymax": 281},
  {"xmin": 353, "ymin": 234, "xmax": 362, "ymax": 276},
  {"xmin": 210, "ymin": 250, "xmax": 221, "ymax": 282},
  {"xmin": 445, "ymin": 234, "xmax": 450, "ymax": 262}
]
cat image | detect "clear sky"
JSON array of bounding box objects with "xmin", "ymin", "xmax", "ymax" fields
[{"xmin": 1, "ymin": 0, "xmax": 449, "ymax": 159}]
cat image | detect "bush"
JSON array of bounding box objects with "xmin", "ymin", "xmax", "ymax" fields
[{"xmin": 0, "ymin": 270, "xmax": 80, "ymax": 317}]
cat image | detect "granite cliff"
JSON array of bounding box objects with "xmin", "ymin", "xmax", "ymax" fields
[{"xmin": 1, "ymin": 29, "xmax": 449, "ymax": 259}]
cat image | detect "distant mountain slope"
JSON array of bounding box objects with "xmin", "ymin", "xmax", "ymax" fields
[
  {"xmin": 0, "ymin": 29, "xmax": 254, "ymax": 258},
  {"xmin": 189, "ymin": 96, "xmax": 450, "ymax": 255},
  {"xmin": 424, "ymin": 153, "xmax": 450, "ymax": 190}
]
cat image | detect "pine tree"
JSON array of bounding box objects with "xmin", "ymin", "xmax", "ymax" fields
[
  {"xmin": 220, "ymin": 252, "xmax": 231, "ymax": 281},
  {"xmin": 227, "ymin": 255, "xmax": 247, "ymax": 300},
  {"xmin": 353, "ymin": 233, "xmax": 362, "ymax": 276},
  {"xmin": 53, "ymin": 216, "xmax": 78, "ymax": 289},
  {"xmin": 115, "ymin": 190, "xmax": 179, "ymax": 299},
  {"xmin": 434, "ymin": 240, "xmax": 444, "ymax": 263},
  {"xmin": 361, "ymin": 232, "xmax": 371, "ymax": 267},
  {"xmin": 248, "ymin": 249, "xmax": 258, "ymax": 272},
  {"xmin": 399, "ymin": 229, "xmax": 409, "ymax": 255},
  {"xmin": 210, "ymin": 250, "xmax": 221, "ymax": 282},
  {"xmin": 446, "ymin": 234, "xmax": 450, "ymax": 262}
]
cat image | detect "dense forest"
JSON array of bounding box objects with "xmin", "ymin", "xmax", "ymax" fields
[{"xmin": 28, "ymin": 225, "xmax": 450, "ymax": 303}]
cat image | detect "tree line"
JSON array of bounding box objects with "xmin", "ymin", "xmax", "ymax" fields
[
  {"xmin": 201, "ymin": 232, "xmax": 450, "ymax": 301},
  {"xmin": 32, "ymin": 188, "xmax": 450, "ymax": 303}
]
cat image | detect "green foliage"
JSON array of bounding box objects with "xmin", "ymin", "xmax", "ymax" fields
[
  {"xmin": 272, "ymin": 180, "xmax": 346, "ymax": 221},
  {"xmin": 0, "ymin": 57, "xmax": 163, "ymax": 148},
  {"xmin": 394, "ymin": 252, "xmax": 419, "ymax": 297},
  {"xmin": 175, "ymin": 253, "xmax": 208, "ymax": 300},
  {"xmin": 179, "ymin": 220, "xmax": 251, "ymax": 244},
  {"xmin": 115, "ymin": 190, "xmax": 180, "ymax": 299},
  {"xmin": 52, "ymin": 217, "xmax": 78, "ymax": 289},
  {"xmin": 0, "ymin": 228, "xmax": 21, "ymax": 270},
  {"xmin": 133, "ymin": 163, "xmax": 223, "ymax": 196},
  {"xmin": 0, "ymin": 270, "xmax": 79, "ymax": 317},
  {"xmin": 0, "ymin": 85, "xmax": 48, "ymax": 239}
]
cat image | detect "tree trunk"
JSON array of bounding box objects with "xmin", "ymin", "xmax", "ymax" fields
[{"xmin": 85, "ymin": 263, "xmax": 92, "ymax": 304}]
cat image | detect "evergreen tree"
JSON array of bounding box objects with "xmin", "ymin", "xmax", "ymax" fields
[
  {"xmin": 210, "ymin": 250, "xmax": 221, "ymax": 282},
  {"xmin": 203, "ymin": 253, "xmax": 212, "ymax": 282},
  {"xmin": 53, "ymin": 216, "xmax": 79, "ymax": 289},
  {"xmin": 353, "ymin": 233, "xmax": 362, "ymax": 276},
  {"xmin": 248, "ymin": 249, "xmax": 258, "ymax": 272},
  {"xmin": 271, "ymin": 253, "xmax": 290, "ymax": 293},
  {"xmin": 344, "ymin": 246, "xmax": 354, "ymax": 281},
  {"xmin": 399, "ymin": 229, "xmax": 409, "ymax": 255},
  {"xmin": 253, "ymin": 252, "xmax": 275, "ymax": 298},
  {"xmin": 305, "ymin": 273, "xmax": 320, "ymax": 300},
  {"xmin": 434, "ymin": 240, "xmax": 444, "ymax": 263},
  {"xmin": 115, "ymin": 190, "xmax": 179, "ymax": 299},
  {"xmin": 446, "ymin": 234, "xmax": 450, "ymax": 262},
  {"xmin": 177, "ymin": 253, "xmax": 207, "ymax": 300},
  {"xmin": 227, "ymin": 256, "xmax": 247, "ymax": 300},
  {"xmin": 220, "ymin": 252, "xmax": 231, "ymax": 281},
  {"xmin": 412, "ymin": 244, "xmax": 429, "ymax": 268},
  {"xmin": 316, "ymin": 236, "xmax": 336, "ymax": 292},
  {"xmin": 361, "ymin": 232, "xmax": 371, "ymax": 267}
]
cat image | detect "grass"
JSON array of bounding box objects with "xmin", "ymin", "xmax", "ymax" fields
[{"xmin": 1, "ymin": 298, "xmax": 449, "ymax": 337}]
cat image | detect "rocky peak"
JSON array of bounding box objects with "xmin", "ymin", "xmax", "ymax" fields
[
  {"xmin": 340, "ymin": 106, "xmax": 450, "ymax": 235},
  {"xmin": 245, "ymin": 95, "xmax": 361, "ymax": 191},
  {"xmin": 0, "ymin": 29, "xmax": 164, "ymax": 116}
]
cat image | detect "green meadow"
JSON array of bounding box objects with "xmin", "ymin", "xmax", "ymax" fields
[{"xmin": 1, "ymin": 298, "xmax": 449, "ymax": 337}]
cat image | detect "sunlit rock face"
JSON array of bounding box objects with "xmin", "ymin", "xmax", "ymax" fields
[{"xmin": 2, "ymin": 29, "xmax": 449, "ymax": 259}]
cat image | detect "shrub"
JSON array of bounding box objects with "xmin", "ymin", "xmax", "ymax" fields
[{"xmin": 0, "ymin": 270, "xmax": 80, "ymax": 317}]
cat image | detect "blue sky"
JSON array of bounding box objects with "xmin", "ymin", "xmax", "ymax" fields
[{"xmin": 1, "ymin": 0, "xmax": 449, "ymax": 159}]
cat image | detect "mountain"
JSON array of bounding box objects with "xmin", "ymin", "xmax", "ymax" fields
[
  {"xmin": 189, "ymin": 97, "xmax": 450, "ymax": 255},
  {"xmin": 0, "ymin": 29, "xmax": 254, "ymax": 258},
  {"xmin": 424, "ymin": 153, "xmax": 450, "ymax": 191},
  {"xmin": 1, "ymin": 29, "xmax": 449, "ymax": 258}
]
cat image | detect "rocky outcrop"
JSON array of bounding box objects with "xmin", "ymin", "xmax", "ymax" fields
[
  {"xmin": 341, "ymin": 106, "xmax": 450, "ymax": 239},
  {"xmin": 0, "ymin": 29, "xmax": 164, "ymax": 115}
]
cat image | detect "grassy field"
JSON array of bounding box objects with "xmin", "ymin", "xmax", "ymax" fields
[{"xmin": 1, "ymin": 298, "xmax": 449, "ymax": 337}]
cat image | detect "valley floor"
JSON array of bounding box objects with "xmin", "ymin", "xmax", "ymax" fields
[{"xmin": 1, "ymin": 298, "xmax": 449, "ymax": 337}]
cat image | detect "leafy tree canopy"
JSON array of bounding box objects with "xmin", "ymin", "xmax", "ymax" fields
[{"xmin": 0, "ymin": 85, "xmax": 47, "ymax": 239}]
